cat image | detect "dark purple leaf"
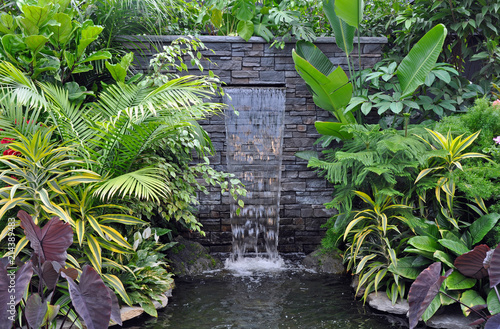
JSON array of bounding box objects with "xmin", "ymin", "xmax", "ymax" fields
[
  {"xmin": 18, "ymin": 210, "xmax": 73, "ymax": 265},
  {"xmin": 108, "ymin": 287, "xmax": 122, "ymax": 326},
  {"xmin": 40, "ymin": 262, "xmax": 59, "ymax": 291},
  {"xmin": 469, "ymin": 318, "xmax": 486, "ymax": 326},
  {"xmin": 489, "ymin": 243, "xmax": 500, "ymax": 287},
  {"xmin": 62, "ymin": 265, "xmax": 112, "ymax": 329},
  {"xmin": 455, "ymin": 244, "xmax": 490, "ymax": 279},
  {"xmin": 485, "ymin": 313, "xmax": 500, "ymax": 329},
  {"xmin": 408, "ymin": 262, "xmax": 452, "ymax": 329},
  {"xmin": 25, "ymin": 293, "xmax": 47, "ymax": 329},
  {"xmin": 61, "ymin": 268, "xmax": 78, "ymax": 281},
  {"xmin": 0, "ymin": 259, "xmax": 33, "ymax": 329}
]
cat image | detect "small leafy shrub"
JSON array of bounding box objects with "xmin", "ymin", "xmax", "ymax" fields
[
  {"xmin": 0, "ymin": 0, "xmax": 111, "ymax": 83},
  {"xmin": 116, "ymin": 227, "xmax": 175, "ymax": 317}
]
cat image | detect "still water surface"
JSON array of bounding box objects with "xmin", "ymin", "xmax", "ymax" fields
[{"xmin": 126, "ymin": 258, "xmax": 405, "ymax": 329}]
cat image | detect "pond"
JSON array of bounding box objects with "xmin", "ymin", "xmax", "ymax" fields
[{"xmin": 123, "ymin": 257, "xmax": 408, "ymax": 329}]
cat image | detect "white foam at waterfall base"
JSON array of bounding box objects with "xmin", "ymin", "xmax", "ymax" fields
[{"xmin": 224, "ymin": 256, "xmax": 285, "ymax": 276}]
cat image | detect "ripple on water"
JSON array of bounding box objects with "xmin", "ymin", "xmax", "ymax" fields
[{"xmin": 125, "ymin": 256, "xmax": 405, "ymax": 329}]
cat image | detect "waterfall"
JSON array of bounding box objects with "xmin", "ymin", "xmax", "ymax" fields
[{"xmin": 224, "ymin": 88, "xmax": 285, "ymax": 262}]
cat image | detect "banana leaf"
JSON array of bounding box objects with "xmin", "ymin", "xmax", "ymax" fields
[
  {"xmin": 333, "ymin": 0, "xmax": 364, "ymax": 28},
  {"xmin": 323, "ymin": 0, "xmax": 355, "ymax": 55},
  {"xmin": 315, "ymin": 121, "xmax": 353, "ymax": 140},
  {"xmin": 397, "ymin": 24, "xmax": 447, "ymax": 98},
  {"xmin": 292, "ymin": 41, "xmax": 355, "ymax": 124}
]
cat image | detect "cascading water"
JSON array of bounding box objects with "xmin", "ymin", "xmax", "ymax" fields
[{"xmin": 224, "ymin": 88, "xmax": 285, "ymax": 265}]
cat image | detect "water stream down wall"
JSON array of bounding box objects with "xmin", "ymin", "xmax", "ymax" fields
[{"xmin": 224, "ymin": 88, "xmax": 286, "ymax": 260}]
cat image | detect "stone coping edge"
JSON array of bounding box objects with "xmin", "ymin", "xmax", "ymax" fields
[{"xmin": 117, "ymin": 35, "xmax": 388, "ymax": 44}]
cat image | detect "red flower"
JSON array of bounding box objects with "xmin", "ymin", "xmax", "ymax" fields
[
  {"xmin": 3, "ymin": 148, "xmax": 20, "ymax": 156},
  {"xmin": 1, "ymin": 138, "xmax": 14, "ymax": 144}
]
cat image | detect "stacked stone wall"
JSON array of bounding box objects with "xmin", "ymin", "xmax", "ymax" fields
[{"xmin": 124, "ymin": 35, "xmax": 387, "ymax": 253}]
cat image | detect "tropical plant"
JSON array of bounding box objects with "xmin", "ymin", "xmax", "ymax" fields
[
  {"xmin": 0, "ymin": 210, "xmax": 121, "ymax": 329},
  {"xmin": 292, "ymin": 0, "xmax": 448, "ymax": 139},
  {"xmin": 0, "ymin": 0, "xmax": 112, "ymax": 84},
  {"xmin": 343, "ymin": 189, "xmax": 415, "ymax": 303},
  {"xmin": 115, "ymin": 226, "xmax": 175, "ymax": 317},
  {"xmin": 414, "ymin": 129, "xmax": 489, "ymax": 227},
  {"xmin": 391, "ymin": 0, "xmax": 500, "ymax": 85},
  {"xmin": 407, "ymin": 242, "xmax": 500, "ymax": 328}
]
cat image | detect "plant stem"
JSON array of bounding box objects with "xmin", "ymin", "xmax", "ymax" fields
[{"xmin": 439, "ymin": 291, "xmax": 488, "ymax": 320}]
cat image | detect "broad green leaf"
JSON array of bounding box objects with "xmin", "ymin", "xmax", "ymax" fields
[
  {"xmin": 25, "ymin": 35, "xmax": 49, "ymax": 56},
  {"xmin": 48, "ymin": 13, "xmax": 73, "ymax": 44},
  {"xmin": 460, "ymin": 290, "xmax": 485, "ymax": 316},
  {"xmin": 438, "ymin": 239, "xmax": 469, "ymax": 256},
  {"xmin": 79, "ymin": 50, "xmax": 112, "ymax": 64},
  {"xmin": 237, "ymin": 20, "xmax": 254, "ymax": 41},
  {"xmin": 488, "ymin": 289, "xmax": 500, "ymax": 315},
  {"xmin": 323, "ymin": 0, "xmax": 355, "ymax": 55},
  {"xmin": 254, "ymin": 23, "xmax": 274, "ymax": 42},
  {"xmin": 397, "ymin": 24, "xmax": 447, "ymax": 98},
  {"xmin": 77, "ymin": 25, "xmax": 103, "ymax": 57},
  {"xmin": 105, "ymin": 61, "xmax": 127, "ymax": 83},
  {"xmin": 408, "ymin": 236, "xmax": 441, "ymax": 253},
  {"xmin": 422, "ymin": 294, "xmax": 441, "ymax": 322},
  {"xmin": 293, "ymin": 42, "xmax": 355, "ymax": 123},
  {"xmin": 445, "ymin": 271, "xmax": 477, "ymax": 290},
  {"xmin": 334, "ymin": 0, "xmax": 364, "ymax": 28},
  {"xmin": 0, "ymin": 13, "xmax": 17, "ymax": 34},
  {"xmin": 433, "ymin": 250, "xmax": 454, "ymax": 268},
  {"xmin": 19, "ymin": 5, "xmax": 51, "ymax": 35},
  {"xmin": 210, "ymin": 9, "xmax": 223, "ymax": 28},
  {"xmin": 469, "ymin": 213, "xmax": 500, "ymax": 244},
  {"xmin": 314, "ymin": 121, "xmax": 353, "ymax": 140},
  {"xmin": 234, "ymin": 0, "xmax": 254, "ymax": 21},
  {"xmin": 439, "ymin": 286, "xmax": 459, "ymax": 306},
  {"xmin": 387, "ymin": 257, "xmax": 421, "ymax": 279},
  {"xmin": 2, "ymin": 34, "xmax": 27, "ymax": 59}
]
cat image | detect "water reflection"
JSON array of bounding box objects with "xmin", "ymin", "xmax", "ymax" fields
[{"xmin": 128, "ymin": 263, "xmax": 400, "ymax": 329}]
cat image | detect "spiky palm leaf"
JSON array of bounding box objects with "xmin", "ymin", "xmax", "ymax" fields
[{"xmin": 94, "ymin": 167, "xmax": 169, "ymax": 202}]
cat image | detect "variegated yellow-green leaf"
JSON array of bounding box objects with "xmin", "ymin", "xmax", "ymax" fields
[
  {"xmin": 98, "ymin": 214, "xmax": 145, "ymax": 225},
  {"xmin": 103, "ymin": 273, "xmax": 132, "ymax": 306},
  {"xmin": 76, "ymin": 220, "xmax": 85, "ymax": 246},
  {"xmin": 0, "ymin": 197, "xmax": 25, "ymax": 220},
  {"xmin": 87, "ymin": 214, "xmax": 105, "ymax": 239},
  {"xmin": 14, "ymin": 236, "xmax": 29, "ymax": 259},
  {"xmin": 96, "ymin": 237, "xmax": 132, "ymax": 254},
  {"xmin": 85, "ymin": 234, "xmax": 102, "ymax": 272},
  {"xmin": 66, "ymin": 254, "xmax": 81, "ymax": 269},
  {"xmin": 99, "ymin": 225, "xmax": 132, "ymax": 249}
]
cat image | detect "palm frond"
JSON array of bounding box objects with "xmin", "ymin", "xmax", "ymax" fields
[
  {"xmin": 93, "ymin": 167, "xmax": 170, "ymax": 202},
  {"xmin": 0, "ymin": 61, "xmax": 46, "ymax": 109}
]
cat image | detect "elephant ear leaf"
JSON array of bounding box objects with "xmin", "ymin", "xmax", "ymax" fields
[
  {"xmin": 454, "ymin": 244, "xmax": 489, "ymax": 279},
  {"xmin": 323, "ymin": 0, "xmax": 355, "ymax": 55},
  {"xmin": 62, "ymin": 265, "xmax": 112, "ymax": 329},
  {"xmin": 18, "ymin": 210, "xmax": 73, "ymax": 266},
  {"xmin": 25, "ymin": 293, "xmax": 48, "ymax": 329},
  {"xmin": 397, "ymin": 24, "xmax": 447, "ymax": 98},
  {"xmin": 408, "ymin": 262, "xmax": 452, "ymax": 329},
  {"xmin": 488, "ymin": 243, "xmax": 500, "ymax": 288},
  {"xmin": 0, "ymin": 259, "xmax": 33, "ymax": 328}
]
